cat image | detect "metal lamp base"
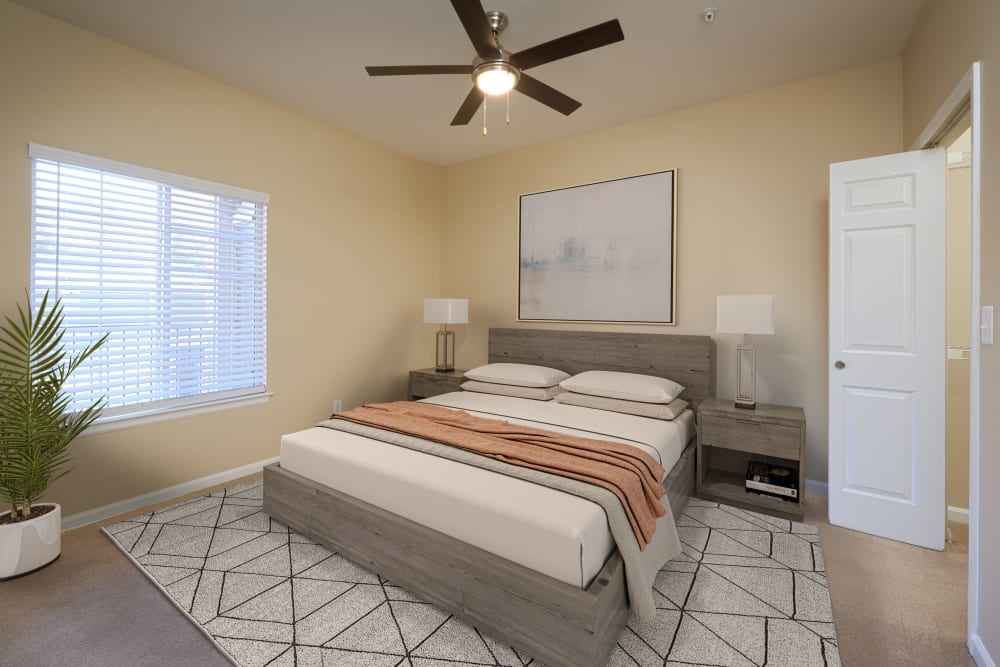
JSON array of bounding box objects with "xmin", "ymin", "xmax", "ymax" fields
[
  {"xmin": 734, "ymin": 343, "xmax": 757, "ymax": 410},
  {"xmin": 435, "ymin": 328, "xmax": 455, "ymax": 372}
]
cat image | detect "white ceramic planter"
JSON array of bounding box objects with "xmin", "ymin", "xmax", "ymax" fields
[{"xmin": 0, "ymin": 503, "xmax": 61, "ymax": 579}]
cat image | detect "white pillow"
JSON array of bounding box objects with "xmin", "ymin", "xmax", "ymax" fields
[
  {"xmin": 559, "ymin": 370, "xmax": 684, "ymax": 404},
  {"xmin": 553, "ymin": 392, "xmax": 689, "ymax": 420},
  {"xmin": 461, "ymin": 381, "xmax": 565, "ymax": 401},
  {"xmin": 464, "ymin": 363, "xmax": 569, "ymax": 388}
]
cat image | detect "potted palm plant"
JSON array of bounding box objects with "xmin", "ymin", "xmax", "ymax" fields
[{"xmin": 0, "ymin": 290, "xmax": 107, "ymax": 579}]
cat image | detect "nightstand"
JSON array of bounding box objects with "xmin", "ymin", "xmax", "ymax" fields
[
  {"xmin": 696, "ymin": 398, "xmax": 806, "ymax": 519},
  {"xmin": 408, "ymin": 368, "xmax": 467, "ymax": 400}
]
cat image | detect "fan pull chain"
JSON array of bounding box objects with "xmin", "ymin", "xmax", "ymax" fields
[
  {"xmin": 506, "ymin": 91, "xmax": 510, "ymax": 124},
  {"xmin": 482, "ymin": 95, "xmax": 488, "ymax": 136}
]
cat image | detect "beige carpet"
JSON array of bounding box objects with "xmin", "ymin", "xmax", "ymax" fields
[
  {"xmin": 818, "ymin": 500, "xmax": 974, "ymax": 666},
  {"xmin": 4, "ymin": 482, "xmax": 975, "ymax": 667}
]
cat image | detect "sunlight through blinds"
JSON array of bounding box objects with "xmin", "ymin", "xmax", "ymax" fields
[{"xmin": 29, "ymin": 144, "xmax": 268, "ymax": 420}]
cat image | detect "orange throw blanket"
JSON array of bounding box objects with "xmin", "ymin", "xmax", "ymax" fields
[{"xmin": 332, "ymin": 401, "xmax": 667, "ymax": 549}]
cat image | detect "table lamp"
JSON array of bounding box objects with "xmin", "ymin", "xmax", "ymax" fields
[
  {"xmin": 716, "ymin": 295, "xmax": 775, "ymax": 409},
  {"xmin": 423, "ymin": 298, "xmax": 468, "ymax": 372}
]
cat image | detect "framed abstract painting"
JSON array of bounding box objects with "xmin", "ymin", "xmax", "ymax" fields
[{"xmin": 518, "ymin": 169, "xmax": 677, "ymax": 324}]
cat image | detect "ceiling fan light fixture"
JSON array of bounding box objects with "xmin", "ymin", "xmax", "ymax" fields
[
  {"xmin": 364, "ymin": 4, "xmax": 624, "ymax": 126},
  {"xmin": 474, "ymin": 61, "xmax": 519, "ymax": 95}
]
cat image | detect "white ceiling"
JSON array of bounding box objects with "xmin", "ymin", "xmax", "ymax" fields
[{"xmin": 16, "ymin": 0, "xmax": 925, "ymax": 166}]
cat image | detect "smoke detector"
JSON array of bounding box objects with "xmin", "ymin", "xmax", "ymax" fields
[{"xmin": 702, "ymin": 7, "xmax": 717, "ymax": 23}]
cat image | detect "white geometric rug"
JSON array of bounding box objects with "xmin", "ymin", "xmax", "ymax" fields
[{"xmin": 103, "ymin": 479, "xmax": 839, "ymax": 667}]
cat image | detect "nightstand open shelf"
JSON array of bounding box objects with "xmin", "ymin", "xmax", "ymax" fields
[
  {"xmin": 696, "ymin": 398, "xmax": 806, "ymax": 519},
  {"xmin": 700, "ymin": 468, "xmax": 803, "ymax": 516}
]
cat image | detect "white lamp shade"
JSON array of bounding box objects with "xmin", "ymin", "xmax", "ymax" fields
[
  {"xmin": 716, "ymin": 295, "xmax": 775, "ymax": 335},
  {"xmin": 423, "ymin": 298, "xmax": 469, "ymax": 324}
]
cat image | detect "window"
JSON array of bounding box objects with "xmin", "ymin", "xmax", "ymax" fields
[{"xmin": 29, "ymin": 144, "xmax": 268, "ymax": 425}]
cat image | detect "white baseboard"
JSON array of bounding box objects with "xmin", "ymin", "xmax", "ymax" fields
[
  {"xmin": 805, "ymin": 479, "xmax": 828, "ymax": 496},
  {"xmin": 971, "ymin": 634, "xmax": 996, "ymax": 667},
  {"xmin": 948, "ymin": 506, "xmax": 971, "ymax": 525},
  {"xmin": 61, "ymin": 455, "xmax": 280, "ymax": 532}
]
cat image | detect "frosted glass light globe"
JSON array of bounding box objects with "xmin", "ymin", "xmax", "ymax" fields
[{"xmin": 475, "ymin": 65, "xmax": 517, "ymax": 95}]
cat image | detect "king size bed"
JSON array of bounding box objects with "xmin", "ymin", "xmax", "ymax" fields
[{"xmin": 263, "ymin": 328, "xmax": 715, "ymax": 667}]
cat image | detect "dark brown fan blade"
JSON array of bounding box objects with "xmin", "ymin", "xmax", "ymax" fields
[
  {"xmin": 450, "ymin": 0, "xmax": 497, "ymax": 57},
  {"xmin": 450, "ymin": 87, "xmax": 486, "ymax": 125},
  {"xmin": 366, "ymin": 65, "xmax": 472, "ymax": 76},
  {"xmin": 513, "ymin": 19, "xmax": 624, "ymax": 70},
  {"xmin": 514, "ymin": 73, "xmax": 581, "ymax": 115}
]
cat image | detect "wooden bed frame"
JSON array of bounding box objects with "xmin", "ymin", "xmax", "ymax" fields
[{"xmin": 263, "ymin": 328, "xmax": 714, "ymax": 667}]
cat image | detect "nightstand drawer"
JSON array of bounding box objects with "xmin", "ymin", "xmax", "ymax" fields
[
  {"xmin": 409, "ymin": 372, "xmax": 463, "ymax": 399},
  {"xmin": 700, "ymin": 415, "xmax": 800, "ymax": 459}
]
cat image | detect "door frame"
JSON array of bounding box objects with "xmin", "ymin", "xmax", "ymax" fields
[{"xmin": 910, "ymin": 61, "xmax": 983, "ymax": 659}]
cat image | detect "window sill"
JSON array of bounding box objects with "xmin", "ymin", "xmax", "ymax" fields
[{"xmin": 82, "ymin": 392, "xmax": 274, "ymax": 436}]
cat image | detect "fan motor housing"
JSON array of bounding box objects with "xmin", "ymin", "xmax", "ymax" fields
[{"xmin": 485, "ymin": 10, "xmax": 509, "ymax": 35}]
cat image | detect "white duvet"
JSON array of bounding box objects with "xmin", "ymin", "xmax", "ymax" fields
[{"xmin": 279, "ymin": 392, "xmax": 694, "ymax": 588}]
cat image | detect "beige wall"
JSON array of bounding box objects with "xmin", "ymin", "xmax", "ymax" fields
[
  {"xmin": 0, "ymin": 1, "xmax": 442, "ymax": 516},
  {"xmin": 947, "ymin": 164, "xmax": 973, "ymax": 349},
  {"xmin": 946, "ymin": 359, "xmax": 971, "ymax": 509},
  {"xmin": 441, "ymin": 59, "xmax": 904, "ymax": 484},
  {"xmin": 904, "ymin": 0, "xmax": 1000, "ymax": 656},
  {"xmin": 946, "ymin": 162, "xmax": 971, "ymax": 511}
]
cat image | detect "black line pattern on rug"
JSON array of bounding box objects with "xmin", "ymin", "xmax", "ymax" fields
[{"xmin": 104, "ymin": 482, "xmax": 839, "ymax": 667}]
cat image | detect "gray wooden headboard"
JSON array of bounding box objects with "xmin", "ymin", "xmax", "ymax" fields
[{"xmin": 488, "ymin": 328, "xmax": 716, "ymax": 405}]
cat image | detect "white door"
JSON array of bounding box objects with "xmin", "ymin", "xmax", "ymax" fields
[{"xmin": 828, "ymin": 149, "xmax": 946, "ymax": 550}]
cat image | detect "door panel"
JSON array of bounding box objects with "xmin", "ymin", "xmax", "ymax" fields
[
  {"xmin": 844, "ymin": 227, "xmax": 914, "ymax": 351},
  {"xmin": 829, "ymin": 149, "xmax": 945, "ymax": 550},
  {"xmin": 843, "ymin": 174, "xmax": 915, "ymax": 211},
  {"xmin": 842, "ymin": 387, "xmax": 912, "ymax": 499}
]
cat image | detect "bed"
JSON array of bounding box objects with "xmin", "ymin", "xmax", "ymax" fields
[{"xmin": 263, "ymin": 328, "xmax": 715, "ymax": 667}]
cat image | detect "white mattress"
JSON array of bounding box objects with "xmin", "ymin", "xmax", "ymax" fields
[{"xmin": 279, "ymin": 392, "xmax": 694, "ymax": 588}]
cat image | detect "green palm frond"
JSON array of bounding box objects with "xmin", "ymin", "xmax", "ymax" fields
[{"xmin": 0, "ymin": 290, "xmax": 108, "ymax": 515}]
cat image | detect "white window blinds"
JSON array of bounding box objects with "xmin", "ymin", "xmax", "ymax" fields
[{"xmin": 29, "ymin": 144, "xmax": 268, "ymax": 421}]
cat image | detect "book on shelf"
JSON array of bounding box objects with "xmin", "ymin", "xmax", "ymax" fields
[{"xmin": 745, "ymin": 461, "xmax": 799, "ymax": 502}]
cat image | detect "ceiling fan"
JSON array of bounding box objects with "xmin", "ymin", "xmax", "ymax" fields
[{"xmin": 365, "ymin": 0, "xmax": 625, "ymax": 127}]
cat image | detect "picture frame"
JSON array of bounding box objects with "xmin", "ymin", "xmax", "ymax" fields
[{"xmin": 518, "ymin": 169, "xmax": 677, "ymax": 324}]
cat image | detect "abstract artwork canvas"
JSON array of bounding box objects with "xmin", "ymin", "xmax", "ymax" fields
[{"xmin": 518, "ymin": 169, "xmax": 676, "ymax": 324}]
